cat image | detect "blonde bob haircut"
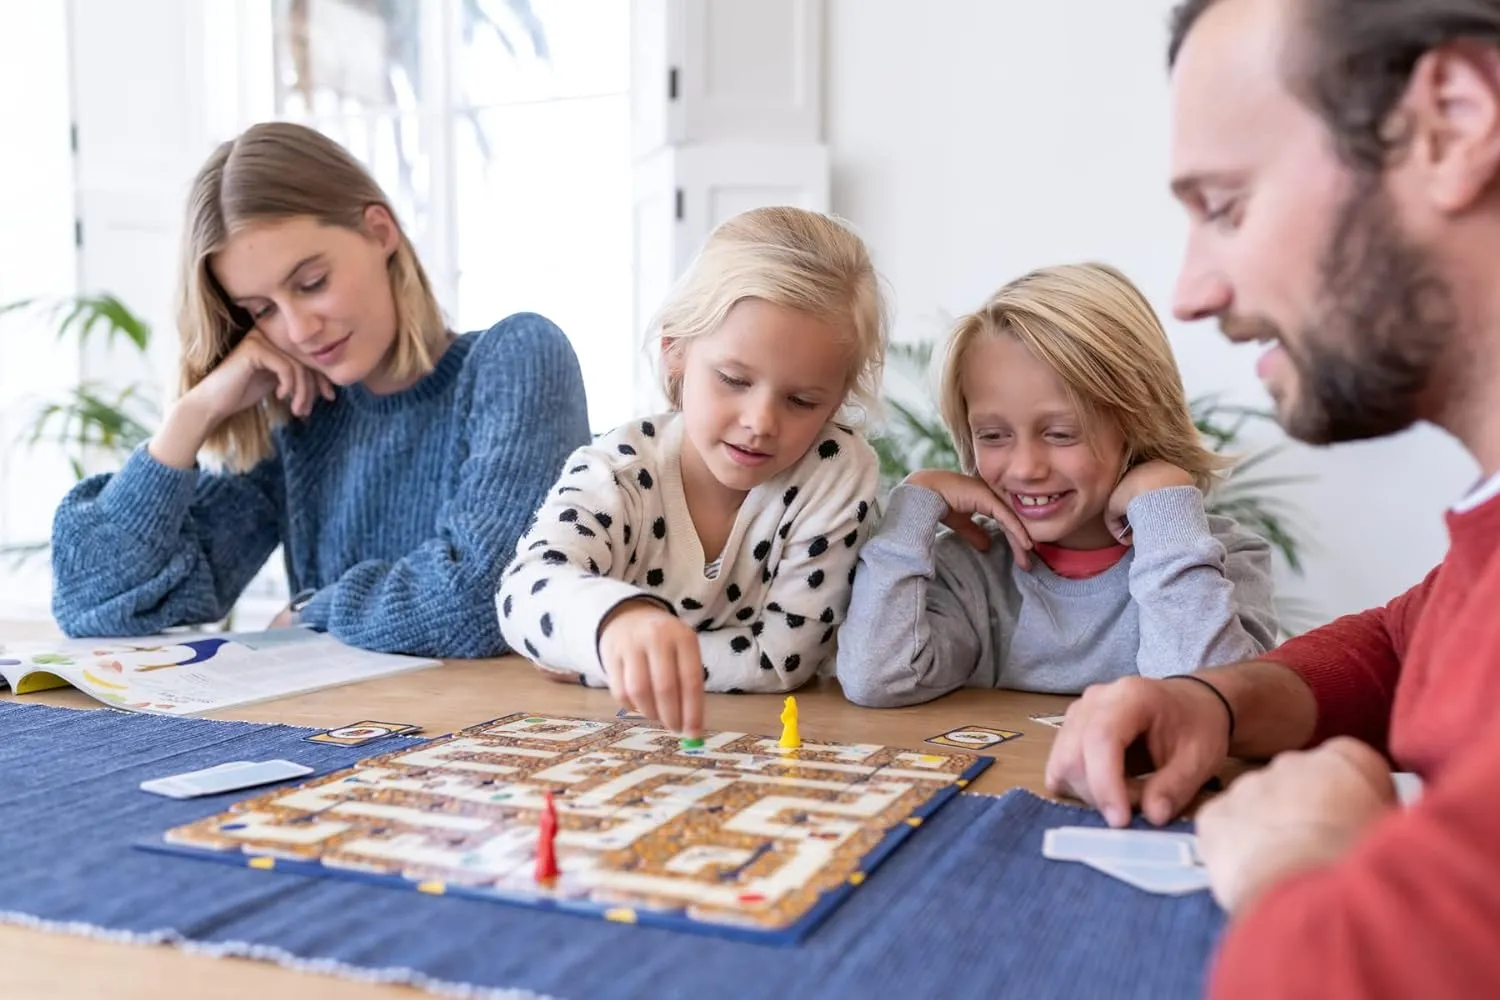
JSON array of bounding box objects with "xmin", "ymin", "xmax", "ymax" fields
[
  {"xmin": 177, "ymin": 121, "xmax": 445, "ymax": 471},
  {"xmin": 938, "ymin": 262, "xmax": 1230, "ymax": 492},
  {"xmin": 651, "ymin": 205, "xmax": 888, "ymax": 428}
]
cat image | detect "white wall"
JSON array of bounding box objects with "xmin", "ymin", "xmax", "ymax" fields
[
  {"xmin": 0, "ymin": 0, "xmax": 78, "ymax": 621},
  {"xmin": 824, "ymin": 0, "xmax": 1476, "ymax": 627}
]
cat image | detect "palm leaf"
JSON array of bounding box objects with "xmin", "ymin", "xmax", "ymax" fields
[
  {"xmin": 1, "ymin": 293, "xmax": 152, "ymax": 353},
  {"xmin": 2, "ymin": 295, "xmax": 157, "ymax": 487},
  {"xmin": 80, "ymin": 294, "xmax": 151, "ymax": 352},
  {"xmin": 886, "ymin": 398, "xmax": 952, "ymax": 446},
  {"xmin": 0, "ymin": 540, "xmax": 50, "ymax": 569},
  {"xmin": 1220, "ymin": 445, "xmax": 1283, "ymax": 477},
  {"xmin": 1215, "ymin": 473, "xmax": 1311, "ymax": 496},
  {"xmin": 1, "ymin": 292, "xmax": 158, "ymax": 561},
  {"xmin": 20, "ymin": 383, "xmax": 156, "ymax": 456}
]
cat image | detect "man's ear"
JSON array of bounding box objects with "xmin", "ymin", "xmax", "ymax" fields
[{"xmin": 1404, "ymin": 41, "xmax": 1500, "ymax": 214}]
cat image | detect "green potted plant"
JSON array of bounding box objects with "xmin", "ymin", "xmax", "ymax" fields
[{"xmin": 0, "ymin": 293, "xmax": 159, "ymax": 562}]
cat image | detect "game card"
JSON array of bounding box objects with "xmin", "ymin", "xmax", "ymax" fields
[
  {"xmin": 141, "ymin": 759, "xmax": 314, "ymax": 798},
  {"xmin": 1042, "ymin": 827, "xmax": 1197, "ymax": 866},
  {"xmin": 304, "ymin": 720, "xmax": 420, "ymax": 746},
  {"xmin": 1392, "ymin": 771, "xmax": 1423, "ymax": 806},
  {"xmin": 925, "ymin": 725, "xmax": 1021, "ymax": 750},
  {"xmin": 1082, "ymin": 857, "xmax": 1211, "ymax": 896}
]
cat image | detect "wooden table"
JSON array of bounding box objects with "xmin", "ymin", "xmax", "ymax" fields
[{"xmin": 0, "ymin": 639, "xmax": 1073, "ymax": 1000}]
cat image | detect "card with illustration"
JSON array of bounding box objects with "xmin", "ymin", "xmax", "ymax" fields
[
  {"xmin": 924, "ymin": 725, "xmax": 1021, "ymax": 750},
  {"xmin": 304, "ymin": 721, "xmax": 421, "ymax": 746}
]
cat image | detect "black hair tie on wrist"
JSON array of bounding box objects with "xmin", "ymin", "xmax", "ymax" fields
[{"xmin": 1169, "ymin": 674, "xmax": 1235, "ymax": 740}]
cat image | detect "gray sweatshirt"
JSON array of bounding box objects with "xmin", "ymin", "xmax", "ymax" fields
[{"xmin": 835, "ymin": 483, "xmax": 1279, "ymax": 707}]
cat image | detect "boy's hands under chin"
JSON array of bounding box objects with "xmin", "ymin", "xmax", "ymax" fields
[
  {"xmin": 1105, "ymin": 460, "xmax": 1194, "ymax": 544},
  {"xmin": 904, "ymin": 469, "xmax": 1035, "ymax": 570}
]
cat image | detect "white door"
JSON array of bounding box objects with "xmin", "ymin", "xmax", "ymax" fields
[
  {"xmin": 69, "ymin": 0, "xmax": 221, "ymax": 408},
  {"xmin": 630, "ymin": 140, "xmax": 830, "ymax": 411},
  {"xmin": 633, "ymin": 0, "xmax": 824, "ymax": 157}
]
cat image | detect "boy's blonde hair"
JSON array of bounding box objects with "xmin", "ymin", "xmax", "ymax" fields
[
  {"xmin": 177, "ymin": 122, "xmax": 445, "ymax": 471},
  {"xmin": 938, "ymin": 262, "xmax": 1230, "ymax": 492},
  {"xmin": 651, "ymin": 206, "xmax": 888, "ymax": 427}
]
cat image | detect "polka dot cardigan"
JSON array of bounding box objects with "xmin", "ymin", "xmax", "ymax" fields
[{"xmin": 497, "ymin": 411, "xmax": 879, "ymax": 692}]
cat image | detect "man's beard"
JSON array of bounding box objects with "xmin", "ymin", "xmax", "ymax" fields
[{"xmin": 1226, "ymin": 176, "xmax": 1455, "ymax": 446}]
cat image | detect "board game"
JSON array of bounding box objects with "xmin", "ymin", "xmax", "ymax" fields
[{"xmin": 140, "ymin": 711, "xmax": 992, "ymax": 944}]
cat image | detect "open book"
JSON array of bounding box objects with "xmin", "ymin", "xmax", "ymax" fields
[{"xmin": 0, "ymin": 628, "xmax": 439, "ymax": 716}]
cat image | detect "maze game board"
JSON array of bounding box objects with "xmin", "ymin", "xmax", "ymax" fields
[{"xmin": 141, "ymin": 713, "xmax": 992, "ymax": 944}]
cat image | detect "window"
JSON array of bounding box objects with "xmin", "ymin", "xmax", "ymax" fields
[
  {"xmin": 5, "ymin": 0, "xmax": 824, "ymax": 624},
  {"xmin": 0, "ymin": 1, "xmax": 79, "ymax": 603},
  {"xmin": 268, "ymin": 0, "xmax": 635, "ymax": 431}
]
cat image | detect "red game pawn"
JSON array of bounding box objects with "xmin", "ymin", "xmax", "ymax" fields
[{"xmin": 535, "ymin": 790, "xmax": 560, "ymax": 884}]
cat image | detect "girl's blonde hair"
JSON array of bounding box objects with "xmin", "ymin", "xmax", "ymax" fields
[
  {"xmin": 938, "ymin": 262, "xmax": 1230, "ymax": 492},
  {"xmin": 177, "ymin": 121, "xmax": 445, "ymax": 471},
  {"xmin": 651, "ymin": 205, "xmax": 888, "ymax": 427}
]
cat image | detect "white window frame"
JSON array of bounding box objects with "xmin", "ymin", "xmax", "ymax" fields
[{"xmin": 198, "ymin": 1, "xmax": 462, "ymax": 310}]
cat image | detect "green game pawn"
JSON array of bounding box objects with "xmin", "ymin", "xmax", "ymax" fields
[{"xmin": 680, "ymin": 736, "xmax": 704, "ymax": 750}]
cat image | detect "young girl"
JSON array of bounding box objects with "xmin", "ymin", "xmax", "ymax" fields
[
  {"xmin": 836, "ymin": 262, "xmax": 1278, "ymax": 707},
  {"xmin": 49, "ymin": 122, "xmax": 591, "ymax": 658},
  {"xmin": 498, "ymin": 206, "xmax": 886, "ymax": 737}
]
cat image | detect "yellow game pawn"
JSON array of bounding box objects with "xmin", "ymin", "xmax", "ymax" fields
[{"xmin": 778, "ymin": 695, "xmax": 800, "ymax": 749}]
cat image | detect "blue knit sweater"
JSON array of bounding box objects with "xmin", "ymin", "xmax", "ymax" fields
[{"xmin": 50, "ymin": 312, "xmax": 591, "ymax": 658}]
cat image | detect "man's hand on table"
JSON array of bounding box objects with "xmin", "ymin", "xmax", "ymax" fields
[
  {"xmin": 1195, "ymin": 736, "xmax": 1396, "ymax": 914},
  {"xmin": 1043, "ymin": 674, "xmax": 1231, "ymax": 827}
]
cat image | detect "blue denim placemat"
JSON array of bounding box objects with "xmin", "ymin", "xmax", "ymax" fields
[{"xmin": 0, "ymin": 700, "xmax": 1225, "ymax": 999}]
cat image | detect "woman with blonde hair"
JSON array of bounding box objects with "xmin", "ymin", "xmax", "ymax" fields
[
  {"xmin": 837, "ymin": 261, "xmax": 1278, "ymax": 706},
  {"xmin": 50, "ymin": 122, "xmax": 591, "ymax": 657},
  {"xmin": 498, "ymin": 205, "xmax": 886, "ymax": 738}
]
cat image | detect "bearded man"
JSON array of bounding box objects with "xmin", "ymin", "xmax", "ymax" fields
[{"xmin": 1044, "ymin": 1, "xmax": 1500, "ymax": 996}]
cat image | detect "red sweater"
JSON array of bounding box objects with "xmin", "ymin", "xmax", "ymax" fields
[{"xmin": 1209, "ymin": 492, "xmax": 1500, "ymax": 999}]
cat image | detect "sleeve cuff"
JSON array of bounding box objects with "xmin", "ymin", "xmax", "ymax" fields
[
  {"xmin": 878, "ymin": 482, "xmax": 951, "ymax": 547},
  {"xmin": 592, "ymin": 593, "xmax": 676, "ymax": 663},
  {"xmin": 1125, "ymin": 485, "xmax": 1211, "ymax": 551},
  {"xmin": 297, "ymin": 588, "xmax": 333, "ymax": 631},
  {"xmin": 558, "ymin": 576, "xmax": 656, "ymax": 682}
]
